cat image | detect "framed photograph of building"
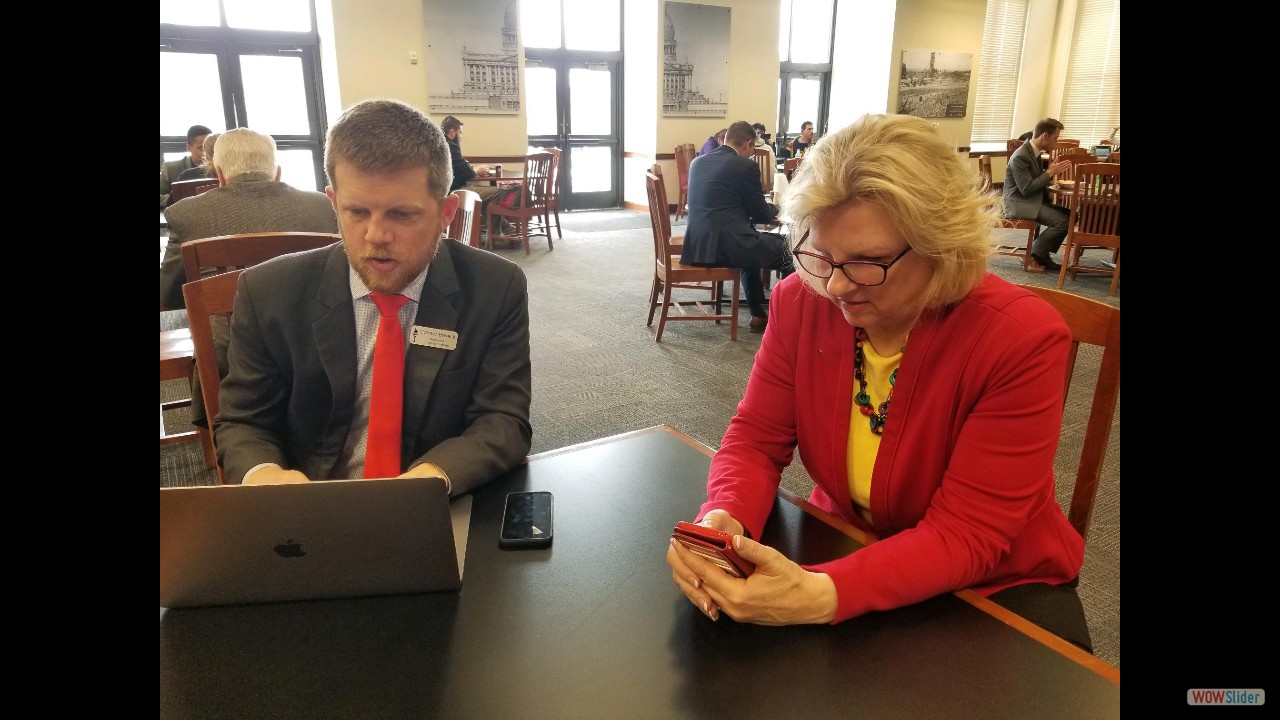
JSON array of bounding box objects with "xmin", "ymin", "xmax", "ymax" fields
[
  {"xmin": 424, "ymin": 0, "xmax": 521, "ymax": 115},
  {"xmin": 662, "ymin": 2, "xmax": 730, "ymax": 117},
  {"xmin": 897, "ymin": 49, "xmax": 972, "ymax": 119}
]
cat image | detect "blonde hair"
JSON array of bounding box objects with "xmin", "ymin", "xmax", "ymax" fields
[{"xmin": 783, "ymin": 114, "xmax": 999, "ymax": 310}]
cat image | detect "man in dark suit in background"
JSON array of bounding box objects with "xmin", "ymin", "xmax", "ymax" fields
[
  {"xmin": 160, "ymin": 127, "xmax": 339, "ymax": 310},
  {"xmin": 681, "ymin": 121, "xmax": 793, "ymax": 333},
  {"xmin": 440, "ymin": 115, "xmax": 512, "ymax": 237},
  {"xmin": 1003, "ymin": 117, "xmax": 1074, "ymax": 273},
  {"xmin": 216, "ymin": 99, "xmax": 532, "ymax": 494},
  {"xmin": 160, "ymin": 124, "xmax": 212, "ymax": 209}
]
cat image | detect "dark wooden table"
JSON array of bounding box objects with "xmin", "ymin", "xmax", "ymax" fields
[{"xmin": 160, "ymin": 425, "xmax": 1119, "ymax": 719}]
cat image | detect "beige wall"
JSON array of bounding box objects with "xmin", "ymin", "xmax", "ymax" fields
[
  {"xmin": 320, "ymin": 0, "xmax": 1073, "ymax": 195},
  {"xmin": 889, "ymin": 0, "xmax": 986, "ymax": 153},
  {"xmin": 326, "ymin": 0, "xmax": 529, "ymax": 156}
]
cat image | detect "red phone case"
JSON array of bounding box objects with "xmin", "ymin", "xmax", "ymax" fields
[{"xmin": 671, "ymin": 521, "xmax": 755, "ymax": 578}]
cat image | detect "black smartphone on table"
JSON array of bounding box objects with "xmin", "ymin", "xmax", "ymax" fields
[{"xmin": 499, "ymin": 491, "xmax": 554, "ymax": 548}]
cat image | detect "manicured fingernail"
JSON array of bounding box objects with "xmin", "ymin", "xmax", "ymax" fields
[
  {"xmin": 692, "ymin": 576, "xmax": 702, "ymax": 589},
  {"xmin": 701, "ymin": 600, "xmax": 710, "ymax": 614}
]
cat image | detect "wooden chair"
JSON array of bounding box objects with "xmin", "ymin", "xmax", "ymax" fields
[
  {"xmin": 645, "ymin": 167, "xmax": 739, "ymax": 341},
  {"xmin": 176, "ymin": 231, "xmax": 341, "ymax": 469},
  {"xmin": 487, "ymin": 152, "xmax": 555, "ymax": 255},
  {"xmin": 526, "ymin": 147, "xmax": 563, "ymax": 241},
  {"xmin": 182, "ymin": 269, "xmax": 245, "ymax": 485},
  {"xmin": 783, "ymin": 157, "xmax": 802, "ymax": 181},
  {"xmin": 981, "ymin": 154, "xmax": 1039, "ymax": 271},
  {"xmin": 1049, "ymin": 139, "xmax": 1081, "ymax": 163},
  {"xmin": 447, "ymin": 189, "xmax": 482, "ymax": 248},
  {"xmin": 1006, "ymin": 138, "xmax": 1024, "ymax": 160},
  {"xmin": 754, "ymin": 147, "xmax": 774, "ymax": 195},
  {"xmin": 167, "ymin": 177, "xmax": 219, "ymax": 206},
  {"xmin": 1057, "ymin": 163, "xmax": 1120, "ymax": 296},
  {"xmin": 1017, "ymin": 285, "xmax": 1120, "ymax": 543},
  {"xmin": 181, "ymin": 231, "xmax": 342, "ymax": 284},
  {"xmin": 161, "ymin": 328, "xmax": 208, "ymax": 462},
  {"xmin": 673, "ymin": 143, "xmax": 696, "ymax": 222}
]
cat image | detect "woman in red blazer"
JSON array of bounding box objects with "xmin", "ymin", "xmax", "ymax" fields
[{"xmin": 667, "ymin": 114, "xmax": 1090, "ymax": 651}]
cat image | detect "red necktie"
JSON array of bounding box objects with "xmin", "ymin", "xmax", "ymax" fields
[{"xmin": 364, "ymin": 293, "xmax": 410, "ymax": 478}]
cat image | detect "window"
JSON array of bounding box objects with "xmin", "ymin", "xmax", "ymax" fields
[
  {"xmin": 1059, "ymin": 0, "xmax": 1120, "ymax": 144},
  {"xmin": 970, "ymin": 0, "xmax": 1028, "ymax": 144},
  {"xmin": 776, "ymin": 0, "xmax": 837, "ymax": 151},
  {"xmin": 160, "ymin": 0, "xmax": 329, "ymax": 191}
]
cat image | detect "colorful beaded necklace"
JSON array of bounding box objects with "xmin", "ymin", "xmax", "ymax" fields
[{"xmin": 853, "ymin": 328, "xmax": 907, "ymax": 436}]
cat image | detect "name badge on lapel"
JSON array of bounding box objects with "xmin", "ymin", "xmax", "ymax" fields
[{"xmin": 410, "ymin": 326, "xmax": 458, "ymax": 351}]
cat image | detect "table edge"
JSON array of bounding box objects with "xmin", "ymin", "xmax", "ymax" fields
[{"xmin": 525, "ymin": 425, "xmax": 1119, "ymax": 685}]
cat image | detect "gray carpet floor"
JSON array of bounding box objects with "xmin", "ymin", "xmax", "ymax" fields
[{"xmin": 160, "ymin": 210, "xmax": 1119, "ymax": 668}]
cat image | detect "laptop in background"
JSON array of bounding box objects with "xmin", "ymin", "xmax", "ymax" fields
[{"xmin": 160, "ymin": 477, "xmax": 471, "ymax": 609}]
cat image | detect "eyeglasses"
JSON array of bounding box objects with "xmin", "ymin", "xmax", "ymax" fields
[{"xmin": 791, "ymin": 231, "xmax": 912, "ymax": 287}]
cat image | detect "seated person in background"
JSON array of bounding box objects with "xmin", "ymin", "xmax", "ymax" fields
[
  {"xmin": 216, "ymin": 99, "xmax": 532, "ymax": 494},
  {"xmin": 751, "ymin": 122, "xmax": 777, "ymax": 179},
  {"xmin": 160, "ymin": 124, "xmax": 212, "ymax": 209},
  {"xmin": 784, "ymin": 121, "xmax": 816, "ymax": 158},
  {"xmin": 161, "ymin": 127, "xmax": 339, "ymax": 311},
  {"xmin": 176, "ymin": 133, "xmax": 219, "ymax": 181},
  {"xmin": 440, "ymin": 115, "xmax": 512, "ymax": 236},
  {"xmin": 667, "ymin": 113, "xmax": 1091, "ymax": 654},
  {"xmin": 681, "ymin": 121, "xmax": 793, "ymax": 334},
  {"xmin": 1003, "ymin": 117, "xmax": 1074, "ymax": 273},
  {"xmin": 699, "ymin": 129, "xmax": 727, "ymax": 157}
]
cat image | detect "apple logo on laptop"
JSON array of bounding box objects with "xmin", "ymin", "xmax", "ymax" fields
[{"xmin": 274, "ymin": 539, "xmax": 306, "ymax": 558}]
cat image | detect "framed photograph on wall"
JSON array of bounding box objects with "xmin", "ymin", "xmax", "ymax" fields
[
  {"xmin": 897, "ymin": 49, "xmax": 972, "ymax": 118},
  {"xmin": 425, "ymin": 0, "xmax": 521, "ymax": 115},
  {"xmin": 662, "ymin": 2, "xmax": 730, "ymax": 117}
]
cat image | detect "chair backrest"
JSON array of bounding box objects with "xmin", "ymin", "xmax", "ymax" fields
[
  {"xmin": 1050, "ymin": 139, "xmax": 1081, "ymax": 162},
  {"xmin": 1016, "ymin": 285, "xmax": 1120, "ymax": 544},
  {"xmin": 1069, "ymin": 163, "xmax": 1121, "ymax": 246},
  {"xmin": 674, "ymin": 143, "xmax": 696, "ymax": 189},
  {"xmin": 1057, "ymin": 151, "xmax": 1094, "ymax": 183},
  {"xmin": 753, "ymin": 147, "xmax": 774, "ymax": 194},
  {"xmin": 1006, "ymin": 138, "xmax": 1024, "ymax": 159},
  {"xmin": 516, "ymin": 152, "xmax": 554, "ymax": 210},
  {"xmin": 977, "ymin": 155, "xmax": 994, "ymax": 193},
  {"xmin": 783, "ymin": 157, "xmax": 801, "ymax": 180},
  {"xmin": 542, "ymin": 147, "xmax": 562, "ymax": 205},
  {"xmin": 646, "ymin": 166, "xmax": 676, "ymax": 266},
  {"xmin": 168, "ymin": 178, "xmax": 220, "ymax": 205},
  {"xmin": 181, "ymin": 231, "xmax": 342, "ymax": 285},
  {"xmin": 182, "ymin": 268, "xmax": 245, "ymax": 485},
  {"xmin": 447, "ymin": 189, "xmax": 482, "ymax": 247}
]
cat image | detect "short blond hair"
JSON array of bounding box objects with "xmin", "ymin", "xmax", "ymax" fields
[{"xmin": 783, "ymin": 114, "xmax": 998, "ymax": 310}]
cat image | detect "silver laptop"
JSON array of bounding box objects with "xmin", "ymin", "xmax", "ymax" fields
[{"xmin": 160, "ymin": 477, "xmax": 471, "ymax": 609}]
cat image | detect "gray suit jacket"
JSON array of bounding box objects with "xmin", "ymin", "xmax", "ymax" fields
[
  {"xmin": 1002, "ymin": 141, "xmax": 1053, "ymax": 219},
  {"xmin": 160, "ymin": 178, "xmax": 339, "ymax": 309},
  {"xmin": 680, "ymin": 145, "xmax": 779, "ymax": 267},
  {"xmin": 215, "ymin": 240, "xmax": 533, "ymax": 496},
  {"xmin": 160, "ymin": 156, "xmax": 196, "ymax": 210}
]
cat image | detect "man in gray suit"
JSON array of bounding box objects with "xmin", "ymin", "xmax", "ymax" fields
[
  {"xmin": 1003, "ymin": 118, "xmax": 1074, "ymax": 273},
  {"xmin": 216, "ymin": 99, "xmax": 532, "ymax": 495},
  {"xmin": 160, "ymin": 128, "xmax": 340, "ymax": 310},
  {"xmin": 160, "ymin": 124, "xmax": 212, "ymax": 210}
]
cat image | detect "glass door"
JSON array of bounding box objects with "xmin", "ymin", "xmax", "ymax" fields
[
  {"xmin": 775, "ymin": 70, "xmax": 829, "ymax": 156},
  {"xmin": 520, "ymin": 0, "xmax": 622, "ymax": 210},
  {"xmin": 525, "ymin": 58, "xmax": 621, "ymax": 210},
  {"xmin": 161, "ymin": 2, "xmax": 328, "ymax": 192}
]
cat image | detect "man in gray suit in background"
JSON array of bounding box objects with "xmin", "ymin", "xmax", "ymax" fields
[
  {"xmin": 1003, "ymin": 118, "xmax": 1074, "ymax": 273},
  {"xmin": 160, "ymin": 124, "xmax": 212, "ymax": 210},
  {"xmin": 160, "ymin": 127, "xmax": 339, "ymax": 310}
]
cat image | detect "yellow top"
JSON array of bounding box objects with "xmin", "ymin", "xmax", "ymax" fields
[{"xmin": 846, "ymin": 341, "xmax": 903, "ymax": 523}]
